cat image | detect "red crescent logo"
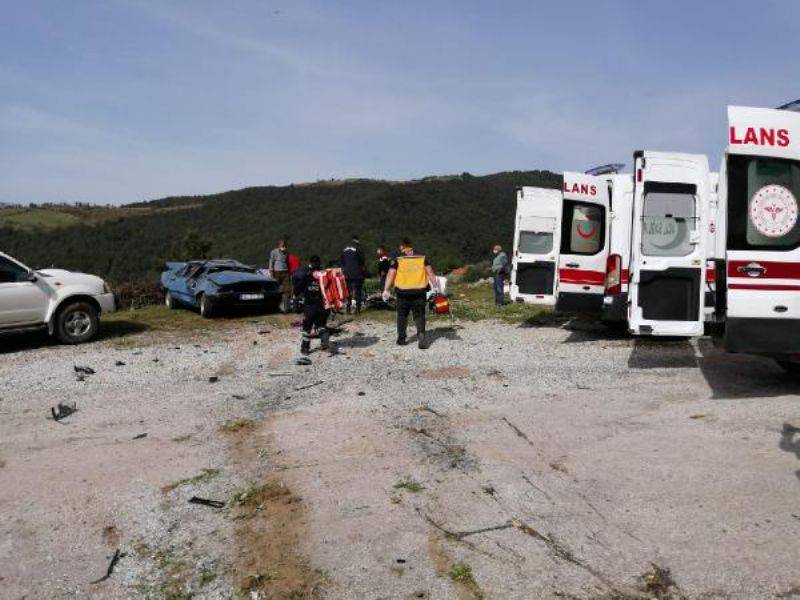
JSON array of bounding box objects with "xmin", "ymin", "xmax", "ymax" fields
[{"xmin": 576, "ymin": 223, "xmax": 596, "ymax": 239}]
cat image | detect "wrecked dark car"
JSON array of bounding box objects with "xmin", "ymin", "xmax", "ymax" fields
[{"xmin": 160, "ymin": 259, "xmax": 282, "ymax": 318}]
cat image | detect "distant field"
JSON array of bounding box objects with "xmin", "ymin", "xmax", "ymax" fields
[{"xmin": 0, "ymin": 203, "xmax": 201, "ymax": 231}]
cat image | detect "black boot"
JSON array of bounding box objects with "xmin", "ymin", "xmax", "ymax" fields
[
  {"xmin": 301, "ymin": 340, "xmax": 311, "ymax": 355},
  {"xmin": 418, "ymin": 333, "xmax": 429, "ymax": 350},
  {"xmin": 319, "ymin": 328, "xmax": 330, "ymax": 351},
  {"xmin": 396, "ymin": 336, "xmax": 407, "ymax": 346}
]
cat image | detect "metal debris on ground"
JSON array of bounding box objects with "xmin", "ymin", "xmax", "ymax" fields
[
  {"xmin": 114, "ymin": 361, "xmax": 125, "ymax": 367},
  {"xmin": 188, "ymin": 496, "xmax": 225, "ymax": 508},
  {"xmin": 132, "ymin": 433, "xmax": 147, "ymax": 440},
  {"xmin": 208, "ymin": 376, "xmax": 219, "ymax": 383},
  {"xmin": 90, "ymin": 548, "xmax": 125, "ymax": 584},
  {"xmin": 50, "ymin": 402, "xmax": 77, "ymax": 422},
  {"xmin": 74, "ymin": 366, "xmax": 95, "ymax": 375},
  {"xmin": 295, "ymin": 380, "xmax": 323, "ymax": 391},
  {"xmin": 295, "ymin": 357, "xmax": 312, "ymax": 366}
]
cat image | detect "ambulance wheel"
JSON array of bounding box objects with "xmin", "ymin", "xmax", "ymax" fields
[{"xmin": 199, "ymin": 294, "xmax": 215, "ymax": 318}]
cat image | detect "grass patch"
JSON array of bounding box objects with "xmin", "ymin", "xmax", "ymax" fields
[
  {"xmin": 161, "ymin": 468, "xmax": 220, "ymax": 493},
  {"xmin": 393, "ymin": 477, "xmax": 425, "ymax": 493},
  {"xmin": 448, "ymin": 562, "xmax": 483, "ymax": 599},
  {"xmin": 219, "ymin": 418, "xmax": 256, "ymax": 433}
]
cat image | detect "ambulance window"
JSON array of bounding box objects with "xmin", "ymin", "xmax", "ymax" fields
[
  {"xmin": 519, "ymin": 231, "xmax": 553, "ymax": 254},
  {"xmin": 727, "ymin": 155, "xmax": 800, "ymax": 250},
  {"xmin": 560, "ymin": 200, "xmax": 604, "ymax": 255},
  {"xmin": 641, "ymin": 183, "xmax": 697, "ymax": 257}
]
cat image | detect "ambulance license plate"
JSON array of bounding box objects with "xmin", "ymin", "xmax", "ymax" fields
[{"xmin": 240, "ymin": 293, "xmax": 264, "ymax": 301}]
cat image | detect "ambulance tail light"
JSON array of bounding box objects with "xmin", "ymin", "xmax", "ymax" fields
[
  {"xmin": 605, "ymin": 254, "xmax": 622, "ymax": 295},
  {"xmin": 636, "ymin": 168, "xmax": 643, "ymax": 183}
]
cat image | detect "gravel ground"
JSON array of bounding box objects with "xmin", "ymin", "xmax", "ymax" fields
[{"xmin": 1, "ymin": 314, "xmax": 800, "ymax": 599}]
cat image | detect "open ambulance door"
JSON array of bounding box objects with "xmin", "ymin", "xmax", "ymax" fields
[
  {"xmin": 628, "ymin": 151, "xmax": 708, "ymax": 336},
  {"xmin": 723, "ymin": 106, "xmax": 800, "ymax": 355},
  {"xmin": 510, "ymin": 187, "xmax": 561, "ymax": 305},
  {"xmin": 555, "ymin": 172, "xmax": 610, "ymax": 313}
]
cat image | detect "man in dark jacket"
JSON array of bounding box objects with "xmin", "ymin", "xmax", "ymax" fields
[
  {"xmin": 292, "ymin": 255, "xmax": 330, "ymax": 355},
  {"xmin": 376, "ymin": 247, "xmax": 391, "ymax": 291},
  {"xmin": 341, "ymin": 236, "xmax": 366, "ymax": 314}
]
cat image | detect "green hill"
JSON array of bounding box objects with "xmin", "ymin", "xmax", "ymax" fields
[{"xmin": 1, "ymin": 170, "xmax": 561, "ymax": 283}]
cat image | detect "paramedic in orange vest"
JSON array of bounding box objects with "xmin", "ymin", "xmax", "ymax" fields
[
  {"xmin": 292, "ymin": 255, "xmax": 330, "ymax": 355},
  {"xmin": 382, "ymin": 238, "xmax": 440, "ymax": 349}
]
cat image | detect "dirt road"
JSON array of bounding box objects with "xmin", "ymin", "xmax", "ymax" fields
[{"xmin": 1, "ymin": 316, "xmax": 799, "ymax": 598}]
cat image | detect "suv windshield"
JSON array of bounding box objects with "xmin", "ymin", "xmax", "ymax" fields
[
  {"xmin": 641, "ymin": 184, "xmax": 697, "ymax": 257},
  {"xmin": 0, "ymin": 256, "xmax": 29, "ymax": 283},
  {"xmin": 727, "ymin": 155, "xmax": 800, "ymax": 250}
]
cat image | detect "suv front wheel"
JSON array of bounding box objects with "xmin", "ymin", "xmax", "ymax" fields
[{"xmin": 56, "ymin": 301, "xmax": 99, "ymax": 344}]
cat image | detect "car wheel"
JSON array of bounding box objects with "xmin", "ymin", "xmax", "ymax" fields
[
  {"xmin": 266, "ymin": 296, "xmax": 282, "ymax": 314},
  {"xmin": 199, "ymin": 294, "xmax": 215, "ymax": 318},
  {"xmin": 776, "ymin": 359, "xmax": 800, "ymax": 377},
  {"xmin": 55, "ymin": 301, "xmax": 99, "ymax": 344},
  {"xmin": 165, "ymin": 291, "xmax": 177, "ymax": 309}
]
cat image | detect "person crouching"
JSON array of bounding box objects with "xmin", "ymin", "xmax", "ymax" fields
[{"xmin": 292, "ymin": 255, "xmax": 330, "ymax": 355}]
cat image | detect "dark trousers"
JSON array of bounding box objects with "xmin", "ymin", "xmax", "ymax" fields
[
  {"xmin": 302, "ymin": 304, "xmax": 329, "ymax": 336},
  {"xmin": 494, "ymin": 272, "xmax": 506, "ymax": 305},
  {"xmin": 396, "ymin": 294, "xmax": 426, "ymax": 339},
  {"xmin": 346, "ymin": 277, "xmax": 364, "ymax": 309}
]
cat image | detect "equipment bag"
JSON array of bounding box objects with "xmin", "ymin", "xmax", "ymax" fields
[
  {"xmin": 315, "ymin": 268, "xmax": 348, "ymax": 311},
  {"xmin": 429, "ymin": 293, "xmax": 451, "ymax": 315}
]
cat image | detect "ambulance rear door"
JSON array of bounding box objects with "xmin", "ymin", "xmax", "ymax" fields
[
  {"xmin": 555, "ymin": 172, "xmax": 610, "ymax": 313},
  {"xmin": 628, "ymin": 151, "xmax": 708, "ymax": 336},
  {"xmin": 510, "ymin": 187, "xmax": 561, "ymax": 305},
  {"xmin": 723, "ymin": 105, "xmax": 800, "ymax": 354},
  {"xmin": 601, "ymin": 174, "xmax": 634, "ymax": 322}
]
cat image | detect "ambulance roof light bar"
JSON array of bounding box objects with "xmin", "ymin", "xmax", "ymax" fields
[
  {"xmin": 776, "ymin": 98, "xmax": 800, "ymax": 112},
  {"xmin": 584, "ymin": 163, "xmax": 625, "ymax": 176}
]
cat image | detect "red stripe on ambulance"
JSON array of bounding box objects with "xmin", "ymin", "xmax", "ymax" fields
[
  {"xmin": 727, "ymin": 260, "xmax": 800, "ymax": 279},
  {"xmin": 558, "ymin": 268, "xmax": 606, "ymax": 285}
]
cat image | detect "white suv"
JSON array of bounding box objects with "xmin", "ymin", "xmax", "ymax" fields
[{"xmin": 0, "ymin": 251, "xmax": 116, "ymax": 344}]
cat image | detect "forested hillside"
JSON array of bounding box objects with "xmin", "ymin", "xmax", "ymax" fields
[{"xmin": 1, "ymin": 170, "xmax": 560, "ymax": 283}]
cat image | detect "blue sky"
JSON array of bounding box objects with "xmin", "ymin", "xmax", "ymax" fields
[{"xmin": 1, "ymin": 0, "xmax": 798, "ymax": 205}]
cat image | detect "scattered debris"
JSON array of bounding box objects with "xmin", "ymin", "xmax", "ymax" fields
[
  {"xmin": 115, "ymin": 361, "xmax": 126, "ymax": 367},
  {"xmin": 549, "ymin": 459, "xmax": 569, "ymax": 474},
  {"xmin": 639, "ymin": 563, "xmax": 680, "ymax": 599},
  {"xmin": 393, "ymin": 477, "xmax": 425, "ymax": 493},
  {"xmin": 689, "ymin": 414, "xmax": 707, "ymax": 420},
  {"xmin": 208, "ymin": 376, "xmax": 219, "ymax": 383},
  {"xmin": 501, "ymin": 417, "xmax": 535, "ymax": 447},
  {"xmin": 481, "ymin": 485, "xmax": 496, "ymax": 497},
  {"xmin": 295, "ymin": 380, "xmax": 323, "ymax": 391},
  {"xmin": 295, "ymin": 357, "xmax": 312, "ymax": 366},
  {"xmin": 132, "ymin": 433, "xmax": 148, "ymax": 440},
  {"xmin": 152, "ymin": 358, "xmax": 159, "ymax": 363},
  {"xmin": 90, "ymin": 548, "xmax": 125, "ymax": 584},
  {"xmin": 268, "ymin": 372, "xmax": 293, "ymax": 377},
  {"xmin": 188, "ymin": 496, "xmax": 226, "ymax": 509},
  {"xmin": 257, "ymin": 329, "xmax": 270, "ymax": 335},
  {"xmin": 357, "ymin": 391, "xmax": 366, "ymax": 396},
  {"xmin": 416, "ymin": 404, "xmax": 444, "ymax": 417},
  {"xmin": 50, "ymin": 402, "xmax": 77, "ymax": 422},
  {"xmin": 74, "ymin": 365, "xmax": 95, "ymax": 375},
  {"xmin": 231, "ymin": 394, "xmax": 246, "ymax": 400},
  {"xmin": 220, "ymin": 419, "xmax": 255, "ymax": 433}
]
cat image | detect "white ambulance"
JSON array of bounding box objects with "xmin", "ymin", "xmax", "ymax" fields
[
  {"xmin": 510, "ymin": 187, "xmax": 561, "ymax": 305},
  {"xmin": 718, "ymin": 105, "xmax": 800, "ymax": 367},
  {"xmin": 555, "ymin": 172, "xmax": 611, "ymax": 313},
  {"xmin": 627, "ymin": 151, "xmax": 711, "ymax": 336},
  {"xmin": 600, "ymin": 174, "xmax": 634, "ymax": 323}
]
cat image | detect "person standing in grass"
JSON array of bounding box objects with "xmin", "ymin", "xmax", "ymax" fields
[
  {"xmin": 491, "ymin": 244, "xmax": 509, "ymax": 306},
  {"xmin": 376, "ymin": 246, "xmax": 391, "ymax": 291},
  {"xmin": 341, "ymin": 236, "xmax": 366, "ymax": 314},
  {"xmin": 268, "ymin": 239, "xmax": 290, "ymax": 312},
  {"xmin": 382, "ymin": 238, "xmax": 440, "ymax": 349}
]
